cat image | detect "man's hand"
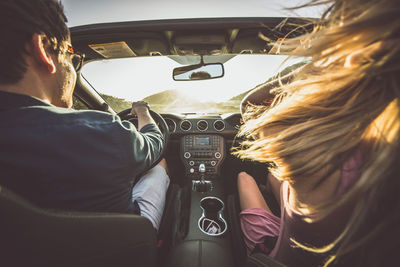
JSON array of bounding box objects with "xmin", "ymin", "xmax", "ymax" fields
[
  {"xmin": 131, "ymin": 101, "xmax": 156, "ymax": 130},
  {"xmin": 131, "ymin": 101, "xmax": 149, "ymax": 115}
]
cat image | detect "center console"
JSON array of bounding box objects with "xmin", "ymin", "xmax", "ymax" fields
[
  {"xmin": 180, "ymin": 135, "xmax": 225, "ymax": 178},
  {"xmin": 168, "ymin": 134, "xmax": 234, "ymax": 267},
  {"xmin": 168, "ymin": 179, "xmax": 234, "ymax": 267}
]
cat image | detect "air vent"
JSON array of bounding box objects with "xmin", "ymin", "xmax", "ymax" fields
[
  {"xmin": 197, "ymin": 120, "xmax": 208, "ymax": 131},
  {"xmin": 213, "ymin": 120, "xmax": 225, "ymax": 131},
  {"xmin": 180, "ymin": 120, "xmax": 192, "ymax": 131}
]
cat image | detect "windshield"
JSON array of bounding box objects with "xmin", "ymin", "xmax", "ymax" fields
[{"xmin": 81, "ymin": 55, "xmax": 305, "ymax": 114}]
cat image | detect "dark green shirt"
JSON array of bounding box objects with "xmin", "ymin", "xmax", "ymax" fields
[{"xmin": 0, "ymin": 91, "xmax": 164, "ymax": 213}]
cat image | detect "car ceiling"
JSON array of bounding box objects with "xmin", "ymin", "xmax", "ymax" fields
[{"xmin": 70, "ymin": 17, "xmax": 314, "ymax": 62}]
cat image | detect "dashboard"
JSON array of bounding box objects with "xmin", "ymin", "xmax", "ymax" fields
[
  {"xmin": 181, "ymin": 134, "xmax": 225, "ymax": 178},
  {"xmin": 161, "ymin": 113, "xmax": 242, "ymax": 135},
  {"xmin": 128, "ymin": 113, "xmax": 242, "ymax": 136},
  {"xmin": 128, "ymin": 113, "xmax": 243, "ymax": 179}
]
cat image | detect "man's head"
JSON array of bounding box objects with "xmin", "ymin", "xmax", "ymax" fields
[
  {"xmin": 0, "ymin": 0, "xmax": 79, "ymax": 108},
  {"xmin": 189, "ymin": 71, "xmax": 212, "ymax": 80}
]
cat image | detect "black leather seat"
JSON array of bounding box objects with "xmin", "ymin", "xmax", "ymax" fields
[{"xmin": 0, "ymin": 185, "xmax": 158, "ymax": 267}]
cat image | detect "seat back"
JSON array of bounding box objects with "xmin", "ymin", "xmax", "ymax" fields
[{"xmin": 0, "ymin": 186, "xmax": 157, "ymax": 267}]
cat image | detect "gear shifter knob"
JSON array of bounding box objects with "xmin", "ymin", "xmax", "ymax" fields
[
  {"xmin": 199, "ymin": 163, "xmax": 206, "ymax": 173},
  {"xmin": 192, "ymin": 164, "xmax": 213, "ymax": 193}
]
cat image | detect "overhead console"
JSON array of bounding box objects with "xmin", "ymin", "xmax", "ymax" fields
[
  {"xmin": 180, "ymin": 134, "xmax": 225, "ymax": 178},
  {"xmin": 71, "ymin": 17, "xmax": 315, "ymax": 62}
]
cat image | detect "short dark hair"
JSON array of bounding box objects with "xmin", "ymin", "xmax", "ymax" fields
[{"xmin": 0, "ymin": 0, "xmax": 69, "ymax": 84}]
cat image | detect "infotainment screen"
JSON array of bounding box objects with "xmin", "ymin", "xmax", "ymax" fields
[{"xmin": 195, "ymin": 136, "xmax": 210, "ymax": 146}]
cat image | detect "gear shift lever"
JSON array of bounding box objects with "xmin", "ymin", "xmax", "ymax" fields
[
  {"xmin": 199, "ymin": 163, "xmax": 206, "ymax": 184},
  {"xmin": 192, "ymin": 163, "xmax": 213, "ymax": 192}
]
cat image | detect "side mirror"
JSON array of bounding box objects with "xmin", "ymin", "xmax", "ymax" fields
[{"xmin": 173, "ymin": 63, "xmax": 224, "ymax": 81}]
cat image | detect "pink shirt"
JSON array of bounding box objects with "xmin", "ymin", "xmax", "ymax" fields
[{"xmin": 240, "ymin": 150, "xmax": 362, "ymax": 266}]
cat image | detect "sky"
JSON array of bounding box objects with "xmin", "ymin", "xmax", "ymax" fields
[{"xmin": 62, "ymin": 0, "xmax": 325, "ymax": 27}]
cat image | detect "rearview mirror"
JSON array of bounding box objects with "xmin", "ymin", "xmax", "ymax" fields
[{"xmin": 173, "ymin": 63, "xmax": 224, "ymax": 81}]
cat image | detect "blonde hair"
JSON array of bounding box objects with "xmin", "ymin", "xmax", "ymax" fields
[{"xmin": 234, "ymin": 0, "xmax": 400, "ymax": 265}]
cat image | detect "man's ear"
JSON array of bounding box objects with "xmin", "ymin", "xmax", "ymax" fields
[{"xmin": 31, "ymin": 34, "xmax": 57, "ymax": 74}]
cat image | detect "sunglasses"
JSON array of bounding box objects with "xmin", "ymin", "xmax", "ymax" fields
[{"xmin": 65, "ymin": 43, "xmax": 85, "ymax": 72}]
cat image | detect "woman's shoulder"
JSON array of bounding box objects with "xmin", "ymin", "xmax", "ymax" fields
[{"xmin": 289, "ymin": 149, "xmax": 363, "ymax": 211}]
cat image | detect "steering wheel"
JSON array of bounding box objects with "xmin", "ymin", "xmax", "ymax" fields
[{"xmin": 117, "ymin": 108, "xmax": 170, "ymax": 173}]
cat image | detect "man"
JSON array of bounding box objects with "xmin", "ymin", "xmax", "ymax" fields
[{"xmin": 0, "ymin": 0, "xmax": 169, "ymax": 231}]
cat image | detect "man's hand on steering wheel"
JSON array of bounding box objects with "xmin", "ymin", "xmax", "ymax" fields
[
  {"xmin": 131, "ymin": 101, "xmax": 150, "ymax": 115},
  {"xmin": 117, "ymin": 102, "xmax": 170, "ymax": 174},
  {"xmin": 131, "ymin": 101, "xmax": 154, "ymax": 131}
]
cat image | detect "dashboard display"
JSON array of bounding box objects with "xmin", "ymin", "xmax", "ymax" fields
[{"xmin": 195, "ymin": 137, "xmax": 210, "ymax": 146}]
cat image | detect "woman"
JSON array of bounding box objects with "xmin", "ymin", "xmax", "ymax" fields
[{"xmin": 234, "ymin": 0, "xmax": 400, "ymax": 266}]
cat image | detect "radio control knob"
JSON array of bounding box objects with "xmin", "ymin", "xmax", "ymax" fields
[
  {"xmin": 214, "ymin": 152, "xmax": 221, "ymax": 159},
  {"xmin": 211, "ymin": 161, "xmax": 216, "ymax": 166},
  {"xmin": 184, "ymin": 152, "xmax": 191, "ymax": 159},
  {"xmin": 189, "ymin": 161, "xmax": 195, "ymax": 166}
]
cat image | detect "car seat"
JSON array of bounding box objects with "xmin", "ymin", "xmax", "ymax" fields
[{"xmin": 0, "ymin": 185, "xmax": 158, "ymax": 267}]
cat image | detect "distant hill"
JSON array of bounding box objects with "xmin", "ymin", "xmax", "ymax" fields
[
  {"xmin": 73, "ymin": 93, "xmax": 132, "ymax": 112},
  {"xmin": 100, "ymin": 93, "xmax": 131, "ymax": 111},
  {"xmin": 142, "ymin": 89, "xmax": 201, "ymax": 106},
  {"xmin": 142, "ymin": 89, "xmax": 226, "ymax": 113}
]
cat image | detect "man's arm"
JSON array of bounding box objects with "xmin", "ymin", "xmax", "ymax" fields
[
  {"xmin": 118, "ymin": 101, "xmax": 164, "ymax": 175},
  {"xmin": 131, "ymin": 101, "xmax": 156, "ymax": 130}
]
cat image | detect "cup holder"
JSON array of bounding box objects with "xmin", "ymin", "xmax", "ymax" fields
[{"xmin": 198, "ymin": 197, "xmax": 227, "ymax": 236}]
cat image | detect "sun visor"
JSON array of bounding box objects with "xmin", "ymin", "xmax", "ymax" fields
[{"xmin": 89, "ymin": 42, "xmax": 136, "ymax": 58}]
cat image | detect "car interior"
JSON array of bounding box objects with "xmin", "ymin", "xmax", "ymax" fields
[{"xmin": 0, "ymin": 17, "xmax": 314, "ymax": 267}]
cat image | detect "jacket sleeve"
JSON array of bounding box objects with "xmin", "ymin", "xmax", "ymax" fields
[{"xmin": 112, "ymin": 115, "xmax": 165, "ymax": 177}]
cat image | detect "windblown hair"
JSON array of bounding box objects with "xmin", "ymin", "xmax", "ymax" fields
[
  {"xmin": 0, "ymin": 0, "xmax": 69, "ymax": 84},
  {"xmin": 234, "ymin": 0, "xmax": 400, "ymax": 266}
]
